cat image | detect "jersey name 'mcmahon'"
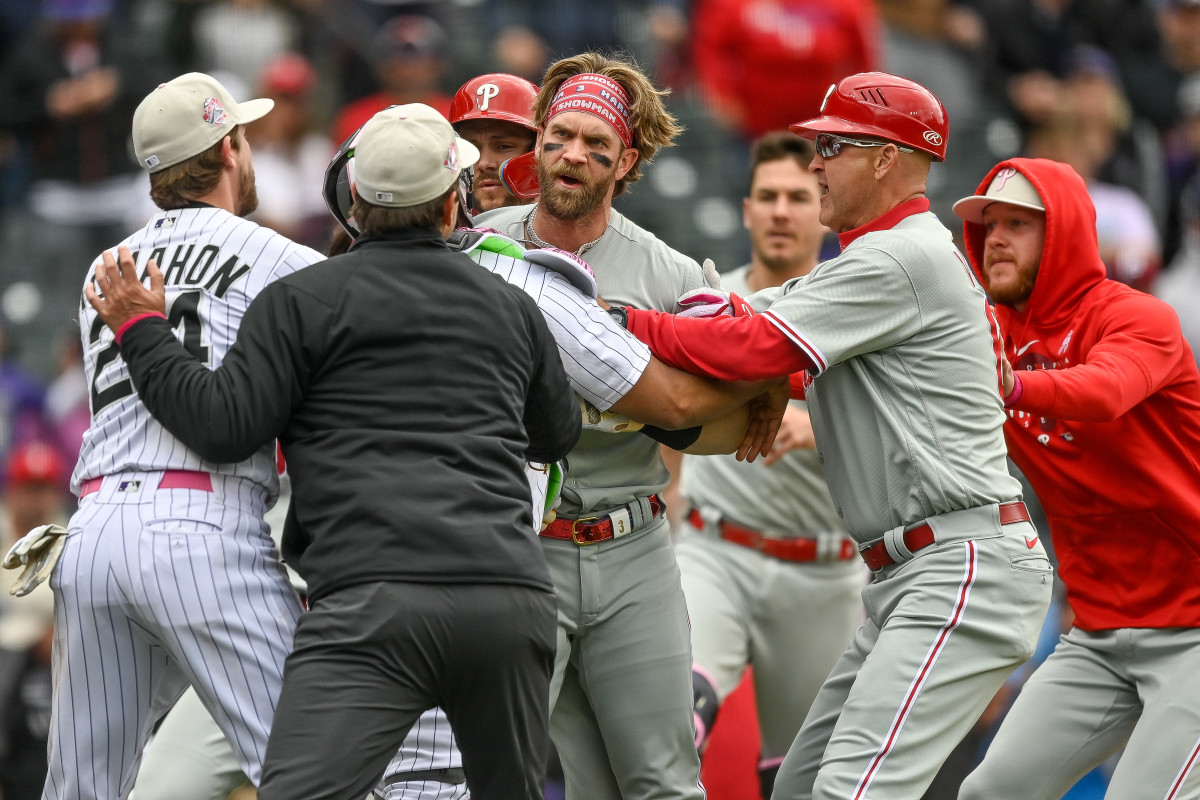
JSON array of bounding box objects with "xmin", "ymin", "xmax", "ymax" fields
[{"xmin": 72, "ymin": 207, "xmax": 325, "ymax": 499}]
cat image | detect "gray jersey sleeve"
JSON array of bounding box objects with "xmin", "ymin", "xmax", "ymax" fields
[{"xmin": 761, "ymin": 245, "xmax": 923, "ymax": 375}]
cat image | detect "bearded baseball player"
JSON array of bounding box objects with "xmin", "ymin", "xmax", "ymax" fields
[
  {"xmin": 614, "ymin": 72, "xmax": 1055, "ymax": 799},
  {"xmin": 22, "ymin": 72, "xmax": 326, "ymax": 800},
  {"xmin": 133, "ymin": 73, "xmax": 545, "ymax": 800},
  {"xmin": 953, "ymin": 160, "xmax": 1200, "ymax": 799},
  {"xmin": 668, "ymin": 132, "xmax": 865, "ymax": 798},
  {"xmin": 472, "ymin": 51, "xmax": 721, "ymax": 800}
]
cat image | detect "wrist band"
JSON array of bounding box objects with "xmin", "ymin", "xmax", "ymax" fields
[
  {"xmin": 115, "ymin": 312, "xmax": 167, "ymax": 345},
  {"xmin": 1003, "ymin": 373, "xmax": 1024, "ymax": 408}
]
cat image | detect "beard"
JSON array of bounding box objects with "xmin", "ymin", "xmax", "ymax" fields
[
  {"xmin": 237, "ymin": 161, "xmax": 258, "ymax": 218},
  {"xmin": 983, "ymin": 252, "xmax": 1038, "ymax": 307},
  {"xmin": 537, "ymin": 160, "xmax": 613, "ymax": 221}
]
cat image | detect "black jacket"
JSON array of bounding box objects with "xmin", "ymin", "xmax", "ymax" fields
[{"xmin": 119, "ymin": 228, "xmax": 580, "ymax": 600}]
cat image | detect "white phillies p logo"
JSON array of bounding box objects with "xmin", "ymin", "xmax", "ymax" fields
[{"xmin": 476, "ymin": 83, "xmax": 500, "ymax": 111}]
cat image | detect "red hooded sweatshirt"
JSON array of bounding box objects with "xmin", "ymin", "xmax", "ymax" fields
[{"xmin": 962, "ymin": 158, "xmax": 1200, "ymax": 631}]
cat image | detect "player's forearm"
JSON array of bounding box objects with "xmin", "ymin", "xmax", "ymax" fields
[
  {"xmin": 624, "ymin": 308, "xmax": 814, "ymax": 382},
  {"xmin": 119, "ymin": 317, "xmax": 283, "ymax": 462},
  {"xmin": 611, "ymin": 358, "xmax": 778, "ymax": 430},
  {"xmin": 1011, "ymin": 352, "xmax": 1155, "ymax": 422},
  {"xmin": 679, "ymin": 404, "xmax": 750, "ymax": 455}
]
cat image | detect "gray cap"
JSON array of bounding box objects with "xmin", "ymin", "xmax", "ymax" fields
[{"xmin": 133, "ymin": 72, "xmax": 273, "ymax": 173}]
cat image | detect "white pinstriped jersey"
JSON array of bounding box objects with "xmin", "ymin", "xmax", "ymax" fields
[
  {"xmin": 465, "ymin": 239, "xmax": 651, "ymax": 411},
  {"xmin": 474, "ymin": 207, "xmax": 706, "ymax": 516},
  {"xmin": 72, "ymin": 207, "xmax": 325, "ymax": 497}
]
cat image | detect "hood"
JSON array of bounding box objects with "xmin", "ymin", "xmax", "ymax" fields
[{"xmin": 962, "ymin": 158, "xmax": 1107, "ymax": 330}]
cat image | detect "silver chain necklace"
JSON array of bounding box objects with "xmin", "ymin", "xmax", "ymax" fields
[{"xmin": 525, "ymin": 204, "xmax": 606, "ymax": 257}]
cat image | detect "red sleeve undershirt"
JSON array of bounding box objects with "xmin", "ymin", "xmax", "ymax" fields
[{"xmin": 625, "ymin": 307, "xmax": 815, "ymax": 382}]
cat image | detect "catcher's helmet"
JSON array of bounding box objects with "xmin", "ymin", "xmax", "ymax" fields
[
  {"xmin": 790, "ymin": 72, "xmax": 949, "ymax": 161},
  {"xmin": 450, "ymin": 73, "xmax": 538, "ymax": 132},
  {"xmin": 322, "ymin": 110, "xmax": 476, "ymax": 238}
]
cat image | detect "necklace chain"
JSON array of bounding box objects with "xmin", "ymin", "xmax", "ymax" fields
[{"xmin": 526, "ymin": 204, "xmax": 606, "ymax": 257}]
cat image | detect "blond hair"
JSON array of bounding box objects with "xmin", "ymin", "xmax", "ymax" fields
[{"xmin": 533, "ymin": 52, "xmax": 683, "ymax": 197}]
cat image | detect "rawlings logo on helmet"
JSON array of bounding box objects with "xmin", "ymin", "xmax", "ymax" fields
[{"xmin": 924, "ymin": 130, "xmax": 943, "ymax": 145}]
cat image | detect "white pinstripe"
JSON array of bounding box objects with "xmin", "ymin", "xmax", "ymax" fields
[
  {"xmin": 48, "ymin": 209, "xmax": 322, "ymax": 800},
  {"xmin": 468, "ymin": 247, "xmax": 650, "ymax": 411}
]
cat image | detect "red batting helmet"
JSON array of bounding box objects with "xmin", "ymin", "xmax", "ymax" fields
[
  {"xmin": 790, "ymin": 72, "xmax": 949, "ymax": 161},
  {"xmin": 450, "ymin": 73, "xmax": 538, "ymax": 132}
]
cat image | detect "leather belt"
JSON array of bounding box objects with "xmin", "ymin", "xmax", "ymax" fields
[
  {"xmin": 80, "ymin": 470, "xmax": 214, "ymax": 497},
  {"xmin": 687, "ymin": 508, "xmax": 857, "ymax": 563},
  {"xmin": 859, "ymin": 501, "xmax": 1031, "ymax": 572},
  {"xmin": 540, "ymin": 494, "xmax": 663, "ymax": 545}
]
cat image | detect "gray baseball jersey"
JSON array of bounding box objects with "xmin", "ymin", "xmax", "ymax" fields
[
  {"xmin": 475, "ymin": 205, "xmax": 708, "ymax": 800},
  {"xmin": 730, "ymin": 208, "xmax": 1055, "ymax": 798},
  {"xmin": 676, "ymin": 265, "xmax": 864, "ymax": 767},
  {"xmin": 46, "ymin": 207, "xmax": 322, "ymax": 800},
  {"xmin": 748, "ymin": 212, "xmax": 1020, "ymax": 536}
]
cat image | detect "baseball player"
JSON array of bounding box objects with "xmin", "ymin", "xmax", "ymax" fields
[
  {"xmin": 21, "ymin": 72, "xmax": 326, "ymax": 800},
  {"xmin": 88, "ymin": 103, "xmax": 583, "ymax": 800},
  {"xmin": 613, "ymin": 72, "xmax": 1055, "ymax": 799},
  {"xmin": 668, "ymin": 132, "xmax": 865, "ymax": 798},
  {"xmin": 450, "ymin": 72, "xmax": 539, "ymax": 214},
  {"xmin": 473, "ymin": 52, "xmax": 718, "ymax": 800},
  {"xmin": 133, "ymin": 71, "xmax": 544, "ymax": 800},
  {"xmin": 130, "ymin": 237, "xmax": 471, "ymax": 800},
  {"xmin": 953, "ymin": 160, "xmax": 1200, "ymax": 799}
]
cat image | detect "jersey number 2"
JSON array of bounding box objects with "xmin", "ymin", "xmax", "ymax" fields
[{"xmin": 89, "ymin": 291, "xmax": 212, "ymax": 415}]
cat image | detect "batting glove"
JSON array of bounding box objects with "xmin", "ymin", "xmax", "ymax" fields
[
  {"xmin": 3, "ymin": 524, "xmax": 69, "ymax": 597},
  {"xmin": 579, "ymin": 396, "xmax": 644, "ymax": 434},
  {"xmin": 676, "ymin": 288, "xmax": 755, "ymax": 318}
]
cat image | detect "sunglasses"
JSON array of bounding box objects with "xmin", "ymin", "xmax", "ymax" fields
[{"xmin": 815, "ymin": 133, "xmax": 915, "ymax": 158}]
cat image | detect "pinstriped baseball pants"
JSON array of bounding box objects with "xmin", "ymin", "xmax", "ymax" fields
[{"xmin": 43, "ymin": 476, "xmax": 300, "ymax": 800}]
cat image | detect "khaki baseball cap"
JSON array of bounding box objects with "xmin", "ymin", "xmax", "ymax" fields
[
  {"xmin": 133, "ymin": 72, "xmax": 274, "ymax": 173},
  {"xmin": 952, "ymin": 167, "xmax": 1045, "ymax": 223},
  {"xmin": 352, "ymin": 104, "xmax": 480, "ymax": 208}
]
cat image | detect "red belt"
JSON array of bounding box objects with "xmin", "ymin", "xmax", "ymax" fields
[
  {"xmin": 687, "ymin": 508, "xmax": 857, "ymax": 563},
  {"xmin": 80, "ymin": 470, "xmax": 214, "ymax": 497},
  {"xmin": 540, "ymin": 495, "xmax": 663, "ymax": 545},
  {"xmin": 859, "ymin": 501, "xmax": 1031, "ymax": 572}
]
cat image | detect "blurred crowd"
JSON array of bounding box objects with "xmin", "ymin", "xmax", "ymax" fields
[{"xmin": 0, "ymin": 1, "xmax": 1199, "ymax": 798}]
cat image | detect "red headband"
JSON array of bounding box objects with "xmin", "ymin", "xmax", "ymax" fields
[{"xmin": 546, "ymin": 73, "xmax": 634, "ymax": 148}]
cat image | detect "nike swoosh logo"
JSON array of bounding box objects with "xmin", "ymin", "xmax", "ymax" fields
[
  {"xmin": 1025, "ymin": 535, "xmax": 1039, "ymax": 549},
  {"xmin": 1016, "ymin": 340, "xmax": 1040, "ymax": 357}
]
